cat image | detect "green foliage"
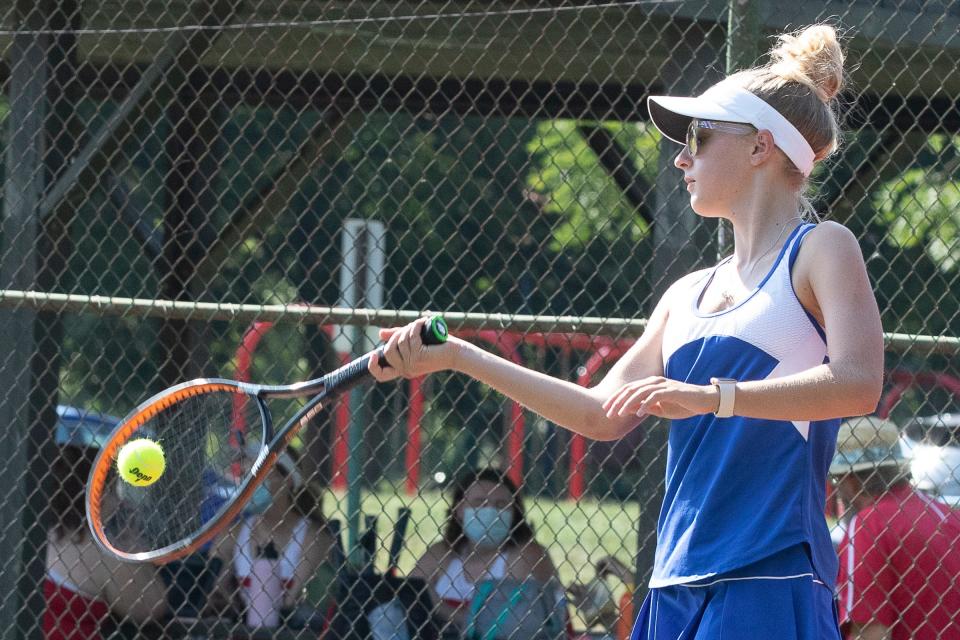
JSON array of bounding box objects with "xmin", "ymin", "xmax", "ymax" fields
[
  {"xmin": 49, "ymin": 107, "xmax": 664, "ymax": 424},
  {"xmin": 873, "ymin": 135, "xmax": 960, "ymax": 272},
  {"xmin": 525, "ymin": 120, "xmax": 656, "ymax": 248},
  {"xmin": 865, "ymin": 133, "xmax": 960, "ymax": 340}
]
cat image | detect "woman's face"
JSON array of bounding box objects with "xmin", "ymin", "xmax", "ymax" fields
[
  {"xmin": 674, "ymin": 124, "xmax": 758, "ymax": 218},
  {"xmin": 456, "ymin": 479, "xmax": 513, "ymax": 524}
]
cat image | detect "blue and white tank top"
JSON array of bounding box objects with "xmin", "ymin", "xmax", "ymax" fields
[{"xmin": 652, "ymin": 222, "xmax": 839, "ymax": 589}]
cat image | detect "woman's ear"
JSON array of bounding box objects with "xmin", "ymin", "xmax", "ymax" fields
[{"xmin": 750, "ymin": 129, "xmax": 777, "ymax": 167}]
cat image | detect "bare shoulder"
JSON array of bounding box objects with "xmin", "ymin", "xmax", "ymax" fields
[
  {"xmin": 793, "ymin": 221, "xmax": 867, "ymax": 286},
  {"xmin": 515, "ymin": 540, "xmax": 551, "ymax": 564},
  {"xmin": 800, "ymin": 221, "xmax": 863, "ymax": 258},
  {"xmin": 412, "ymin": 541, "xmax": 452, "ymax": 579},
  {"xmin": 792, "ymin": 221, "xmax": 875, "ymax": 326}
]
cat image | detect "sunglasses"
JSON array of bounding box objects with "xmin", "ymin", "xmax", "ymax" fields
[{"xmin": 685, "ymin": 119, "xmax": 757, "ymax": 157}]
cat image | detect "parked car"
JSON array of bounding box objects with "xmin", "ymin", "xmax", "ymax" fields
[
  {"xmin": 54, "ymin": 404, "xmax": 119, "ymax": 448},
  {"xmin": 900, "ymin": 413, "xmax": 960, "ymax": 508}
]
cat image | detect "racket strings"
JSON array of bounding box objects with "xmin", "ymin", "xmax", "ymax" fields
[{"xmin": 98, "ymin": 389, "xmax": 264, "ymax": 555}]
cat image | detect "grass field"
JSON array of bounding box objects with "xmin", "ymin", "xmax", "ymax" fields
[
  {"xmin": 325, "ymin": 487, "xmax": 640, "ymax": 588},
  {"xmin": 320, "ymin": 487, "xmax": 841, "ymax": 632}
]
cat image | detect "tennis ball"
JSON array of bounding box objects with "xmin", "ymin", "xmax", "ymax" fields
[{"xmin": 116, "ymin": 438, "xmax": 165, "ymax": 487}]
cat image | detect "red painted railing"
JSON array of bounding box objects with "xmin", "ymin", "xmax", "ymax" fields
[{"xmin": 236, "ymin": 322, "xmax": 960, "ymax": 503}]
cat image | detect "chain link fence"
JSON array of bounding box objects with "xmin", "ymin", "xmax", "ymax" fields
[{"xmin": 0, "ymin": 1, "xmax": 958, "ymax": 639}]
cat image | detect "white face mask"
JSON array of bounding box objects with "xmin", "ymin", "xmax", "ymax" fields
[
  {"xmin": 245, "ymin": 483, "xmax": 273, "ymax": 516},
  {"xmin": 462, "ymin": 506, "xmax": 513, "ymax": 547}
]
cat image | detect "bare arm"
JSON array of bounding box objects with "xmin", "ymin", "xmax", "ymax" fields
[
  {"xmin": 604, "ymin": 223, "xmax": 883, "ymax": 422},
  {"xmin": 97, "ymin": 554, "xmax": 169, "ymax": 621},
  {"xmin": 203, "ymin": 522, "xmax": 241, "ymax": 616},
  {"xmin": 729, "ymin": 222, "xmax": 883, "ymax": 419},
  {"xmin": 371, "ymin": 287, "xmax": 675, "ymax": 441}
]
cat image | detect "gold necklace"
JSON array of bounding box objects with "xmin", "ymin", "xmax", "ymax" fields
[{"xmin": 719, "ymin": 216, "xmax": 804, "ymax": 306}]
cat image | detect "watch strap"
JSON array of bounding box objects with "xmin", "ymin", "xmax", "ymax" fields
[{"xmin": 710, "ymin": 377, "xmax": 737, "ymax": 418}]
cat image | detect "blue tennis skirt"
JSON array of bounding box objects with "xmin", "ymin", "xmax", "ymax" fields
[{"xmin": 630, "ymin": 545, "xmax": 842, "ymax": 640}]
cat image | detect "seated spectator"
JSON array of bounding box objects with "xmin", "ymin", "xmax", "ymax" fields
[
  {"xmin": 411, "ymin": 468, "xmax": 564, "ymax": 638},
  {"xmin": 44, "ymin": 443, "xmax": 168, "ymax": 640},
  {"xmin": 831, "ymin": 416, "xmax": 960, "ymax": 640},
  {"xmin": 208, "ymin": 448, "xmax": 332, "ymax": 628}
]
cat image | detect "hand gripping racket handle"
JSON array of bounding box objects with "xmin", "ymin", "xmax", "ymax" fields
[
  {"xmin": 318, "ymin": 315, "xmax": 448, "ymax": 394},
  {"xmin": 377, "ymin": 315, "xmax": 448, "ymax": 367}
]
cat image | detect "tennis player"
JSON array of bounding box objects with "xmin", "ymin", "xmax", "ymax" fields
[{"xmin": 371, "ymin": 23, "xmax": 883, "ymax": 639}]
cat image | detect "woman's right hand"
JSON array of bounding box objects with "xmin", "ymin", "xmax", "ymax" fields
[{"xmin": 369, "ymin": 317, "xmax": 459, "ymax": 382}]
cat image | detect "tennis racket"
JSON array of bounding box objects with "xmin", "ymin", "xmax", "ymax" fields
[{"xmin": 86, "ymin": 316, "xmax": 448, "ymax": 564}]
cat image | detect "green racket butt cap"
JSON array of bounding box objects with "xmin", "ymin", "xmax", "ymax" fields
[{"xmin": 424, "ymin": 316, "xmax": 448, "ymax": 345}]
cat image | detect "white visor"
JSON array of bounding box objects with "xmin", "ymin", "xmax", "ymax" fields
[
  {"xmin": 246, "ymin": 445, "xmax": 304, "ymax": 489},
  {"xmin": 276, "ymin": 450, "xmax": 305, "ymax": 489},
  {"xmin": 647, "ymin": 80, "xmax": 816, "ymax": 177}
]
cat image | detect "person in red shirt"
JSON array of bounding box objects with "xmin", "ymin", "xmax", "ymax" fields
[
  {"xmin": 45, "ymin": 442, "xmax": 168, "ymax": 640},
  {"xmin": 831, "ymin": 416, "xmax": 960, "ymax": 640}
]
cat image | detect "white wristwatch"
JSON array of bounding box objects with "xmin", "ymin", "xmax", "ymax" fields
[{"xmin": 710, "ymin": 377, "xmax": 737, "ymax": 418}]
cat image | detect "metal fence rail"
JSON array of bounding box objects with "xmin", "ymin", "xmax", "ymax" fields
[{"xmin": 1, "ymin": 2, "xmax": 959, "ymax": 640}]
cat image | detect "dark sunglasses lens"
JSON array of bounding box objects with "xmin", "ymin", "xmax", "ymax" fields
[{"xmin": 686, "ymin": 125, "xmax": 698, "ymax": 156}]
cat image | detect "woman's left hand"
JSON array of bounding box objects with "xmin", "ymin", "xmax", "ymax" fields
[{"xmin": 602, "ymin": 377, "xmax": 718, "ymax": 420}]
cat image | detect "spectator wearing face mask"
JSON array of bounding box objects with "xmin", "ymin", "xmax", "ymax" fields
[
  {"xmin": 208, "ymin": 448, "xmax": 332, "ymax": 627},
  {"xmin": 411, "ymin": 468, "xmax": 561, "ymax": 635}
]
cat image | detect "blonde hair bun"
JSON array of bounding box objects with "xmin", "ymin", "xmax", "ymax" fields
[{"xmin": 769, "ymin": 24, "xmax": 845, "ymax": 103}]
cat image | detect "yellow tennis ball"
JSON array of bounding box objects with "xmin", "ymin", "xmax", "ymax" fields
[{"xmin": 116, "ymin": 438, "xmax": 165, "ymax": 487}]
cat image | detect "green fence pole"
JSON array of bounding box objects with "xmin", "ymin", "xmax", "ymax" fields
[
  {"xmin": 720, "ymin": 0, "xmax": 761, "ymax": 258},
  {"xmin": 346, "ymin": 325, "xmax": 367, "ymax": 568}
]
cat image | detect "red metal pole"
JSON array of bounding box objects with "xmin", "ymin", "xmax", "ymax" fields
[
  {"xmin": 877, "ymin": 369, "xmax": 960, "ymax": 418},
  {"xmin": 330, "ymin": 351, "xmax": 352, "ymax": 491},
  {"xmin": 507, "ymin": 399, "xmax": 525, "ymax": 488},
  {"xmin": 406, "ymin": 377, "xmax": 425, "ymax": 495},
  {"xmin": 570, "ymin": 343, "xmax": 631, "ymax": 500},
  {"xmin": 233, "ymin": 322, "xmax": 273, "ymax": 457},
  {"xmin": 234, "ymin": 320, "xmax": 349, "ymax": 486}
]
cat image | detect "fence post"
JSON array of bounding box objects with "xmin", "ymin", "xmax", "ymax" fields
[
  {"xmin": 725, "ymin": 0, "xmax": 761, "ymax": 73},
  {"xmin": 719, "ymin": 0, "xmax": 762, "ymax": 258},
  {"xmin": 339, "ymin": 219, "xmax": 387, "ymax": 566},
  {"xmin": 0, "ymin": 2, "xmax": 81, "ymax": 638},
  {"xmin": 639, "ymin": 19, "xmax": 724, "ymax": 606},
  {"xmin": 0, "ymin": 26, "xmax": 44, "ymax": 639}
]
